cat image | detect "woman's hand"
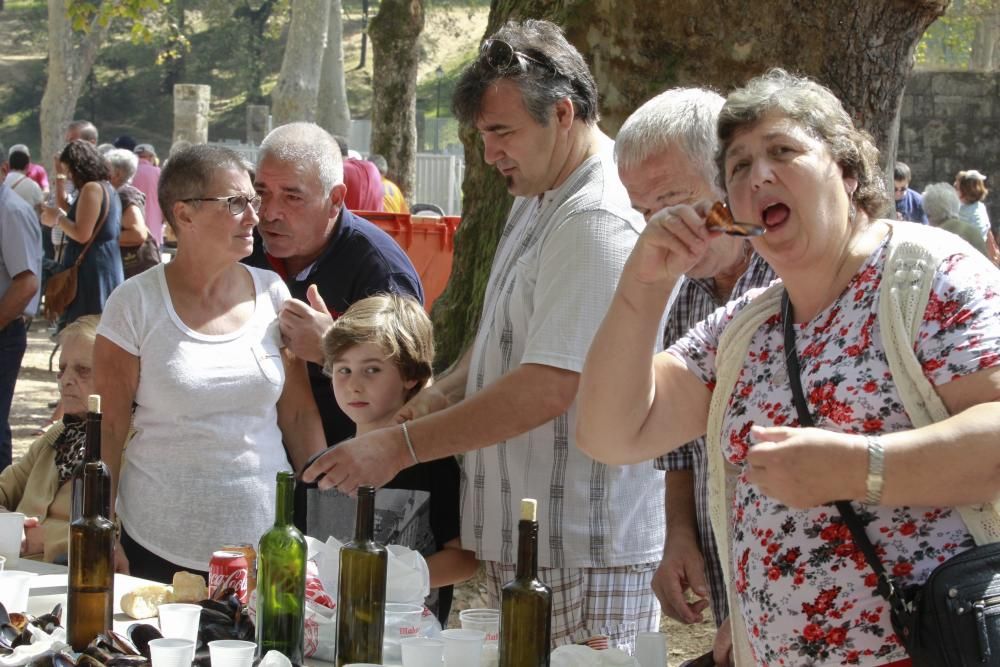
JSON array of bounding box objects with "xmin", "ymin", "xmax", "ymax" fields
[
  {"xmin": 39, "ymin": 203, "xmax": 62, "ymax": 229},
  {"xmin": 746, "ymin": 425, "xmax": 867, "ymax": 508},
  {"xmin": 395, "ymin": 385, "xmax": 450, "ymax": 423},
  {"xmin": 114, "ymin": 539, "xmax": 131, "ymax": 574},
  {"xmin": 628, "ymin": 202, "xmax": 716, "ymax": 286},
  {"xmin": 20, "ymin": 516, "xmax": 44, "ymax": 556}
]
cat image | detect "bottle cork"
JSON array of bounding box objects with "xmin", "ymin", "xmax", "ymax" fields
[
  {"xmin": 88, "ymin": 394, "xmax": 101, "ymax": 413},
  {"xmin": 520, "ymin": 498, "xmax": 537, "ymax": 522}
]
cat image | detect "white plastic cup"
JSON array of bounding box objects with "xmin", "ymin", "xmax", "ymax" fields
[
  {"xmin": 149, "ymin": 638, "xmax": 195, "ymax": 667},
  {"xmin": 459, "ymin": 608, "xmax": 500, "ymax": 644},
  {"xmin": 208, "ymin": 640, "xmax": 257, "ymax": 667},
  {"xmin": 157, "ymin": 603, "xmax": 202, "ymax": 643},
  {"xmin": 0, "ymin": 571, "xmax": 36, "ymax": 612},
  {"xmin": 384, "ymin": 602, "xmax": 426, "ymax": 663},
  {"xmin": 441, "ymin": 628, "xmax": 484, "ymax": 667},
  {"xmin": 401, "ymin": 637, "xmax": 445, "ymax": 667},
  {"xmin": 635, "ymin": 631, "xmax": 667, "ymax": 667},
  {"xmin": 0, "ymin": 555, "xmax": 6, "ymax": 572},
  {"xmin": 0, "ymin": 513, "xmax": 24, "ymax": 568}
]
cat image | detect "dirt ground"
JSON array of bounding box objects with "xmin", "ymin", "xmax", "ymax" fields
[{"xmin": 10, "ymin": 322, "xmax": 716, "ymax": 664}]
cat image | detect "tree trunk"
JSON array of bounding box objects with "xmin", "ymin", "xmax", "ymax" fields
[
  {"xmin": 368, "ymin": 0, "xmax": 424, "ymax": 195},
  {"xmin": 970, "ymin": 7, "xmax": 1000, "ymax": 71},
  {"xmin": 317, "ymin": 0, "xmax": 352, "ymax": 137},
  {"xmin": 40, "ymin": 0, "xmax": 108, "ymax": 172},
  {"xmin": 271, "ymin": 0, "xmax": 330, "ymax": 125},
  {"xmin": 430, "ymin": 0, "xmax": 948, "ymax": 368}
]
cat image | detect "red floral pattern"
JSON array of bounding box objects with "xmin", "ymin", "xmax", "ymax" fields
[{"xmin": 670, "ymin": 241, "xmax": 1000, "ymax": 665}]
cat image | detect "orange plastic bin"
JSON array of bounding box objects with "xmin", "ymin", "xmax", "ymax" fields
[{"xmin": 359, "ymin": 211, "xmax": 461, "ymax": 312}]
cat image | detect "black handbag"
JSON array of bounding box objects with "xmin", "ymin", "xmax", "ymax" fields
[
  {"xmin": 781, "ymin": 289, "xmax": 1000, "ymax": 666},
  {"xmin": 121, "ymin": 234, "xmax": 161, "ymax": 279}
]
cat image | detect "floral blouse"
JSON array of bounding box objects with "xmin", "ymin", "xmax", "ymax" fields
[{"xmin": 669, "ymin": 236, "xmax": 1000, "ymax": 666}]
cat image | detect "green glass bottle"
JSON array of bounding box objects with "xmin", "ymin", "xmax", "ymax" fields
[
  {"xmin": 500, "ymin": 498, "xmax": 552, "ymax": 667},
  {"xmin": 70, "ymin": 395, "xmax": 110, "ymax": 522},
  {"xmin": 336, "ymin": 485, "xmax": 387, "ymax": 667},
  {"xmin": 67, "ymin": 399, "xmax": 115, "ymax": 652},
  {"xmin": 257, "ymin": 471, "xmax": 307, "ymax": 666}
]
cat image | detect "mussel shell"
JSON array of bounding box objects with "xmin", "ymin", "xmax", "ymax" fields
[
  {"xmin": 197, "ymin": 600, "xmax": 232, "ymax": 617},
  {"xmin": 125, "ymin": 623, "xmax": 162, "ymax": 659},
  {"xmin": 26, "ymin": 650, "xmax": 76, "ymax": 667},
  {"xmin": 106, "ymin": 655, "xmax": 149, "ymax": 667},
  {"xmin": 83, "ymin": 644, "xmax": 114, "ymax": 664},
  {"xmin": 197, "ymin": 608, "xmax": 231, "ymax": 627},
  {"xmin": 77, "ymin": 653, "xmax": 107, "ymax": 667}
]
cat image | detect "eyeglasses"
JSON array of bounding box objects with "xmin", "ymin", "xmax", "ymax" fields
[
  {"xmin": 479, "ymin": 39, "xmax": 550, "ymax": 74},
  {"xmin": 182, "ymin": 193, "xmax": 261, "ymax": 216}
]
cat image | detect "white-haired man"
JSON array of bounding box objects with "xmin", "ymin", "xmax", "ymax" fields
[
  {"xmin": 246, "ymin": 121, "xmax": 424, "ymax": 450},
  {"xmin": 615, "ymin": 87, "xmax": 776, "ymax": 664}
]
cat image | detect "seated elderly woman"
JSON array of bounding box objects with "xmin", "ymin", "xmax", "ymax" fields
[
  {"xmin": 94, "ymin": 144, "xmax": 326, "ymax": 582},
  {"xmin": 0, "ymin": 315, "xmax": 101, "ymax": 563},
  {"xmin": 922, "ymin": 182, "xmax": 988, "ymax": 256},
  {"xmin": 579, "ymin": 69, "xmax": 1000, "ymax": 666}
]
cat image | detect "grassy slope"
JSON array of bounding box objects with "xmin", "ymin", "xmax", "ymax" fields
[{"xmin": 0, "ymin": 0, "xmax": 488, "ymax": 156}]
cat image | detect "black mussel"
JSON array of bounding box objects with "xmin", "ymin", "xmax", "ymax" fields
[
  {"xmin": 198, "ymin": 608, "xmax": 232, "ymax": 628},
  {"xmin": 192, "ymin": 652, "xmax": 212, "ymax": 667},
  {"xmin": 27, "ymin": 650, "xmax": 76, "ymax": 667},
  {"xmin": 33, "ymin": 605, "xmax": 62, "ymax": 635},
  {"xmin": 105, "ymin": 655, "xmax": 149, "ymax": 667},
  {"xmin": 83, "ymin": 644, "xmax": 115, "ymax": 664},
  {"xmin": 198, "ymin": 623, "xmax": 238, "ymax": 645},
  {"xmin": 197, "ymin": 600, "xmax": 232, "ymax": 617},
  {"xmin": 125, "ymin": 623, "xmax": 161, "ymax": 659},
  {"xmin": 0, "ymin": 622, "xmax": 19, "ymax": 651},
  {"xmin": 105, "ymin": 631, "xmax": 140, "ymax": 656},
  {"xmin": 76, "ymin": 653, "xmax": 107, "ymax": 667}
]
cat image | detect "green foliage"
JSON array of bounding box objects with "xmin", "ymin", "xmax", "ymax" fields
[
  {"xmin": 916, "ymin": 0, "xmax": 997, "ymax": 68},
  {"xmin": 68, "ymin": 0, "xmax": 167, "ymax": 41}
]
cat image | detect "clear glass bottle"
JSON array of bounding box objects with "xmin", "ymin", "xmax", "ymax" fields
[
  {"xmin": 336, "ymin": 485, "xmax": 387, "ymax": 667},
  {"xmin": 256, "ymin": 470, "xmax": 307, "ymax": 665},
  {"xmin": 500, "ymin": 498, "xmax": 552, "ymax": 667}
]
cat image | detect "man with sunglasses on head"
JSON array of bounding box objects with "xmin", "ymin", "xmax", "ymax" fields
[
  {"xmin": 302, "ymin": 19, "xmax": 664, "ymax": 651},
  {"xmin": 245, "ymin": 121, "xmax": 423, "ymax": 470}
]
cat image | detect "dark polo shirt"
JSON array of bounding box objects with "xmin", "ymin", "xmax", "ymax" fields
[{"xmin": 245, "ymin": 207, "xmax": 424, "ymax": 446}]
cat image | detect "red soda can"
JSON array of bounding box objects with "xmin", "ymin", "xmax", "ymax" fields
[{"xmin": 209, "ymin": 550, "xmax": 249, "ymax": 604}]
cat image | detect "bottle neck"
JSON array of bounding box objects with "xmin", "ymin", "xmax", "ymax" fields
[
  {"xmin": 354, "ymin": 488, "xmax": 376, "ymax": 542},
  {"xmin": 85, "ymin": 411, "xmax": 101, "ymax": 462},
  {"xmin": 82, "ymin": 463, "xmax": 106, "ymax": 518},
  {"xmin": 515, "ymin": 519, "xmax": 538, "ymax": 580},
  {"xmin": 274, "ymin": 474, "xmax": 294, "ymax": 527}
]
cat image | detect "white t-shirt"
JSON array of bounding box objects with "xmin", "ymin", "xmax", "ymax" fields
[
  {"xmin": 462, "ymin": 135, "xmax": 666, "ymax": 569},
  {"xmin": 97, "ymin": 264, "xmax": 292, "ymax": 569},
  {"xmin": 3, "ymin": 172, "xmax": 43, "ymax": 212}
]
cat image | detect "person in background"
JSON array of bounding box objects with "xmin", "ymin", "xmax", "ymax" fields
[
  {"xmin": 0, "ymin": 315, "xmax": 102, "ymax": 563},
  {"xmin": 955, "ymin": 169, "xmax": 992, "ymax": 240},
  {"xmin": 113, "ymin": 135, "xmax": 137, "ymax": 152},
  {"xmin": 7, "ymin": 144, "xmax": 48, "ymax": 196},
  {"xmin": 40, "ymin": 140, "xmax": 123, "ymax": 327},
  {"xmin": 0, "ymin": 141, "xmax": 43, "ymax": 472},
  {"xmin": 54, "ymin": 120, "xmax": 99, "ymax": 212},
  {"xmin": 106, "ymin": 149, "xmax": 157, "ymax": 278},
  {"xmin": 305, "ymin": 19, "xmax": 664, "ymax": 652},
  {"xmin": 321, "ymin": 294, "xmax": 477, "ymax": 625},
  {"xmin": 95, "ymin": 144, "xmax": 326, "ymax": 581},
  {"xmin": 893, "ymin": 162, "xmax": 927, "ymax": 224},
  {"xmin": 334, "ymin": 136, "xmax": 384, "ymax": 212},
  {"xmin": 4, "ymin": 147, "xmax": 45, "ymax": 215},
  {"xmin": 133, "ymin": 144, "xmax": 164, "ymax": 247},
  {"xmin": 578, "ymin": 68, "xmax": 1000, "ymax": 666},
  {"xmin": 923, "ymin": 181, "xmax": 988, "ymax": 256},
  {"xmin": 368, "ymin": 153, "xmax": 410, "ymax": 214},
  {"xmin": 615, "ymin": 87, "xmax": 775, "ymax": 657}
]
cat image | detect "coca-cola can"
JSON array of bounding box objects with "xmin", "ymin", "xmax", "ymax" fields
[
  {"xmin": 221, "ymin": 543, "xmax": 257, "ymax": 595},
  {"xmin": 209, "ymin": 550, "xmax": 249, "ymax": 603}
]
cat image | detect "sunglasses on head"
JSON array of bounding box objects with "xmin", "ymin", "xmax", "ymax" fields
[{"xmin": 479, "ymin": 39, "xmax": 551, "ymax": 75}]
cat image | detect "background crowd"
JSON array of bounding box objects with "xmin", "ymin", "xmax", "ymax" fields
[{"xmin": 0, "ymin": 16, "xmax": 997, "ymax": 667}]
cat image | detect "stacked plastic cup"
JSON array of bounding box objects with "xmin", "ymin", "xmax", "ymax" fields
[
  {"xmin": 441, "ymin": 628, "xmax": 485, "ymax": 667},
  {"xmin": 149, "ymin": 638, "xmax": 196, "ymax": 667},
  {"xmin": 208, "ymin": 640, "xmax": 257, "ymax": 667},
  {"xmin": 459, "ymin": 609, "xmax": 500, "ymax": 645},
  {"xmin": 401, "ymin": 637, "xmax": 446, "ymax": 667}
]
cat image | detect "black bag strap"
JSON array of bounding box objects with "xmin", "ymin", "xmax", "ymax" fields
[
  {"xmin": 781, "ymin": 290, "xmax": 913, "ymax": 622},
  {"xmin": 70, "ymin": 181, "xmax": 112, "ymax": 269}
]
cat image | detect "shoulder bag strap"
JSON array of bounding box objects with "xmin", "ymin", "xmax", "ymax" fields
[
  {"xmin": 70, "ymin": 181, "xmax": 112, "ymax": 269},
  {"xmin": 781, "ymin": 289, "xmax": 914, "ymax": 623}
]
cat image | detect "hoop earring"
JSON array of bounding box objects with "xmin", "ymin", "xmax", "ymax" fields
[{"xmin": 848, "ymin": 195, "xmax": 858, "ymax": 225}]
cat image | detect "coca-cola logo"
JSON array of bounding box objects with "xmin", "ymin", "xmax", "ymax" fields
[{"xmin": 210, "ymin": 569, "xmax": 249, "ymax": 601}]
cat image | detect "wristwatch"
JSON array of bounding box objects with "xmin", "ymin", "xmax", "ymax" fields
[{"xmin": 864, "ymin": 435, "xmax": 885, "ymax": 505}]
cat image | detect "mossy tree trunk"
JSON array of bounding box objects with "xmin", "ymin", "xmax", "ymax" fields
[
  {"xmin": 368, "ymin": 0, "xmax": 424, "ymax": 195},
  {"xmin": 316, "ymin": 0, "xmax": 352, "ymax": 137},
  {"xmin": 271, "ymin": 0, "xmax": 330, "ymax": 125},
  {"xmin": 39, "ymin": 0, "xmax": 109, "ymax": 168},
  {"xmin": 430, "ymin": 0, "xmax": 947, "ymax": 368}
]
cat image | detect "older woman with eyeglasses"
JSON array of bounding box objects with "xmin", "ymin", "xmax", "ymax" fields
[{"xmin": 93, "ymin": 145, "xmax": 326, "ymax": 581}]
